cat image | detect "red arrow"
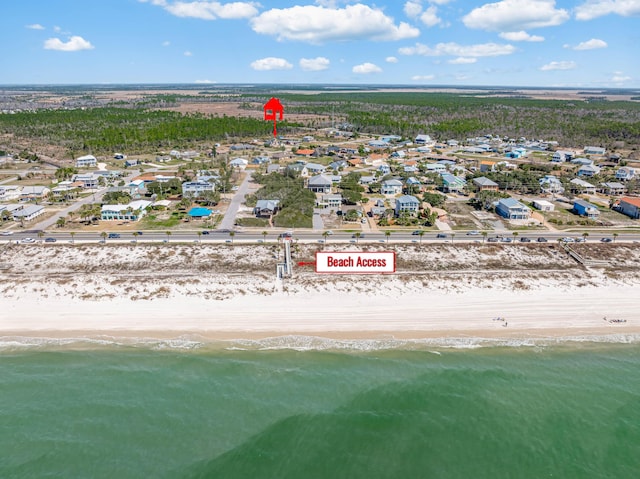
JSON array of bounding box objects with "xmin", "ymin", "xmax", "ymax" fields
[{"xmin": 297, "ymin": 261, "xmax": 316, "ymax": 267}]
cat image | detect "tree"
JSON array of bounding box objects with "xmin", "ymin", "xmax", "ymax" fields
[
  {"xmin": 37, "ymin": 230, "xmax": 44, "ymax": 244},
  {"xmin": 197, "ymin": 231, "xmax": 202, "ymax": 244},
  {"xmin": 385, "ymin": 231, "xmax": 391, "ymax": 243},
  {"xmin": 512, "ymin": 231, "xmax": 518, "ymax": 243},
  {"xmin": 418, "ymin": 230, "xmax": 425, "ymax": 244},
  {"xmin": 165, "ymin": 231, "xmax": 172, "ymax": 242},
  {"xmin": 322, "ymin": 230, "xmax": 329, "ymax": 247},
  {"xmin": 70, "ymin": 232, "xmax": 76, "ymax": 244},
  {"xmin": 354, "ymin": 232, "xmax": 361, "ymax": 244},
  {"xmin": 450, "ymin": 233, "xmax": 455, "ymax": 244},
  {"xmin": 613, "ymin": 232, "xmax": 619, "ymax": 243},
  {"xmin": 482, "ymin": 231, "xmax": 488, "ymax": 244},
  {"xmin": 133, "ymin": 231, "xmax": 139, "ymax": 244},
  {"xmin": 100, "ymin": 231, "xmax": 107, "ymax": 243},
  {"xmin": 582, "ymin": 232, "xmax": 589, "ymax": 242},
  {"xmin": 262, "ymin": 231, "xmax": 268, "ymax": 243},
  {"xmin": 229, "ymin": 231, "xmax": 235, "ymax": 244}
]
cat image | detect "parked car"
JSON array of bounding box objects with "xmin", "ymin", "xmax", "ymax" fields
[
  {"xmin": 436, "ymin": 233, "xmax": 448, "ymax": 239},
  {"xmin": 561, "ymin": 237, "xmax": 575, "ymax": 243},
  {"xmin": 0, "ymin": 231, "xmax": 14, "ymax": 236},
  {"xmin": 487, "ymin": 237, "xmax": 499, "ymax": 242},
  {"xmin": 411, "ymin": 230, "xmax": 423, "ymax": 235},
  {"xmin": 108, "ymin": 233, "xmax": 121, "ymax": 239},
  {"xmin": 21, "ymin": 237, "xmax": 35, "ymax": 243},
  {"xmin": 44, "ymin": 237, "xmax": 57, "ymax": 243},
  {"xmin": 600, "ymin": 237, "xmax": 613, "ymax": 243},
  {"xmin": 500, "ymin": 237, "xmax": 512, "ymax": 243},
  {"xmin": 537, "ymin": 237, "xmax": 548, "ymax": 242},
  {"xmin": 519, "ymin": 237, "xmax": 531, "ymax": 243},
  {"xmin": 466, "ymin": 230, "xmax": 480, "ymax": 236}
]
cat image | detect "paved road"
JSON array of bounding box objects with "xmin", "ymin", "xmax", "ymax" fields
[{"xmin": 218, "ymin": 171, "xmax": 253, "ymax": 231}]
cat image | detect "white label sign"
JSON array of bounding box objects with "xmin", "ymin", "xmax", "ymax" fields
[{"xmin": 315, "ymin": 251, "xmax": 396, "ymax": 274}]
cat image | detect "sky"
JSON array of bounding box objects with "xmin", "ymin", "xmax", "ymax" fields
[{"xmin": 2, "ymin": 0, "xmax": 639, "ymax": 87}]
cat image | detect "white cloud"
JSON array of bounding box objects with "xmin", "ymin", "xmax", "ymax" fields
[
  {"xmin": 575, "ymin": 0, "xmax": 640, "ymax": 20},
  {"xmin": 184, "ymin": 50, "xmax": 193, "ymax": 56},
  {"xmin": 611, "ymin": 71, "xmax": 632, "ymax": 83},
  {"xmin": 540, "ymin": 60, "xmax": 577, "ymax": 71},
  {"xmin": 399, "ymin": 42, "xmax": 516, "ymax": 57},
  {"xmin": 352, "ymin": 62, "xmax": 382, "ymax": 74},
  {"xmin": 194, "ymin": 79, "xmax": 216, "ymax": 83},
  {"xmin": 142, "ymin": 1, "xmax": 260, "ymax": 20},
  {"xmin": 43, "ymin": 36, "xmax": 94, "ymax": 52},
  {"xmin": 463, "ymin": 0, "xmax": 569, "ymax": 31},
  {"xmin": 412, "ymin": 74, "xmax": 435, "ymax": 81},
  {"xmin": 162, "ymin": 40, "xmax": 171, "ymax": 46},
  {"xmin": 386, "ymin": 56, "xmax": 399, "ymax": 63},
  {"xmin": 420, "ymin": 6, "xmax": 442, "ymax": 26},
  {"xmin": 404, "ymin": 1, "xmax": 423, "ymax": 17},
  {"xmin": 448, "ymin": 57, "xmax": 478, "ymax": 64},
  {"xmin": 26, "ymin": 24, "xmax": 45, "ymax": 30},
  {"xmin": 53, "ymin": 26, "xmax": 62, "ymax": 32},
  {"xmin": 572, "ymin": 38, "xmax": 608, "ymax": 50},
  {"xmin": 251, "ymin": 4, "xmax": 420, "ymax": 44},
  {"xmin": 250, "ymin": 57, "xmax": 293, "ymax": 71},
  {"xmin": 300, "ymin": 57, "xmax": 330, "ymax": 71},
  {"xmin": 499, "ymin": 30, "xmax": 544, "ymax": 41}
]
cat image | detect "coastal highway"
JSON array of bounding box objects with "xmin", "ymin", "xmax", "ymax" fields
[{"xmin": 3, "ymin": 230, "xmax": 640, "ymax": 245}]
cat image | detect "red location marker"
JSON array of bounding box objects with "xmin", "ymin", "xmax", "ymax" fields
[{"xmin": 263, "ymin": 97, "xmax": 284, "ymax": 138}]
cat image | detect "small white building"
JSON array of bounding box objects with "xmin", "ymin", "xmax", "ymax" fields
[{"xmin": 532, "ymin": 199, "xmax": 555, "ymax": 212}]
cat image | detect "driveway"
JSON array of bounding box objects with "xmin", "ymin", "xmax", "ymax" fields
[{"xmin": 219, "ymin": 171, "xmax": 253, "ymax": 230}]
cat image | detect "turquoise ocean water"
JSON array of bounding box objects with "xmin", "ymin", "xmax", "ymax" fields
[{"xmin": 1, "ymin": 337, "xmax": 639, "ymax": 478}]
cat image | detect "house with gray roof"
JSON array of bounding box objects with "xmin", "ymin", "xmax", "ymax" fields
[
  {"xmin": 473, "ymin": 177, "xmax": 499, "ymax": 191},
  {"xmin": 394, "ymin": 195, "xmax": 420, "ymax": 216},
  {"xmin": 381, "ymin": 179, "xmax": 403, "ymax": 195},
  {"xmin": 569, "ymin": 178, "xmax": 596, "ymax": 194},
  {"xmin": 307, "ymin": 174, "xmax": 332, "ymax": 193},
  {"xmin": 599, "ymin": 182, "xmax": 626, "ymax": 196},
  {"xmin": 577, "ymin": 164, "xmax": 601, "ymax": 177},
  {"xmin": 11, "ymin": 204, "xmax": 44, "ymax": 222},
  {"xmin": 254, "ymin": 199, "xmax": 280, "ymax": 217},
  {"xmin": 496, "ymin": 198, "xmax": 531, "ymax": 220}
]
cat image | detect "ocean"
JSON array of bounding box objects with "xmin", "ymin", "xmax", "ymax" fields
[{"xmin": 1, "ymin": 337, "xmax": 639, "ymax": 478}]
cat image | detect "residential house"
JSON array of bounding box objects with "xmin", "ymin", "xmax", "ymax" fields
[
  {"xmin": 100, "ymin": 200, "xmax": 152, "ymax": 221},
  {"xmin": 415, "ymin": 134, "xmax": 433, "ymax": 145},
  {"xmin": 576, "ymin": 164, "xmax": 601, "ymax": 177},
  {"xmin": 391, "ymin": 150, "xmax": 406, "ymax": 159},
  {"xmin": 287, "ymin": 163, "xmax": 309, "ymax": 177},
  {"xmin": 182, "ymin": 181, "xmax": 216, "ymax": 197},
  {"xmin": 188, "ymin": 207, "xmax": 212, "ymax": 219},
  {"xmin": 378, "ymin": 164, "xmax": 391, "ymax": 175},
  {"xmin": 569, "ymin": 178, "xmax": 596, "ymax": 194},
  {"xmin": 11, "ymin": 204, "xmax": 44, "ymax": 222},
  {"xmin": 617, "ymin": 197, "xmax": 640, "ymax": 219},
  {"xmin": 571, "ymin": 157, "xmax": 593, "ymax": 166},
  {"xmin": 329, "ymin": 160, "xmax": 348, "ymax": 171},
  {"xmin": 307, "ymin": 174, "xmax": 333, "ymax": 193},
  {"xmin": 473, "ymin": 177, "xmax": 499, "ymax": 192},
  {"xmin": 505, "ymin": 147, "xmax": 527, "ymax": 159},
  {"xmin": 405, "ymin": 177, "xmax": 422, "ymax": 193},
  {"xmin": 72, "ymin": 173, "xmax": 100, "ymax": 189},
  {"xmin": 252, "ymin": 156, "xmax": 271, "ymax": 165},
  {"xmin": 599, "ymin": 182, "xmax": 626, "ymax": 196},
  {"xmin": 496, "ymin": 198, "xmax": 532, "ymax": 220},
  {"xmin": 425, "ymin": 163, "xmax": 446, "ymax": 173},
  {"xmin": 573, "ymin": 199, "xmax": 600, "ymax": 219},
  {"xmin": 540, "ymin": 175, "xmax": 565, "ymax": 194},
  {"xmin": 441, "ymin": 173, "xmax": 466, "ymax": 193},
  {"xmin": 20, "ymin": 186, "xmax": 50, "ymax": 202},
  {"xmin": 616, "ymin": 167, "xmax": 637, "ymax": 181},
  {"xmin": 295, "ymin": 148, "xmax": 315, "ymax": 157},
  {"xmin": 254, "ymin": 199, "xmax": 279, "ymax": 217},
  {"xmin": 394, "ymin": 195, "xmax": 420, "ymax": 216},
  {"xmin": 125, "ymin": 159, "xmax": 141, "ymax": 167},
  {"xmin": 75, "ymin": 154, "xmax": 97, "ymax": 168},
  {"xmin": 533, "ymin": 199, "xmax": 555, "ymax": 212},
  {"xmin": 305, "ymin": 163, "xmax": 326, "ymax": 175},
  {"xmin": 381, "ymin": 179, "xmax": 403, "ymax": 195},
  {"xmin": 552, "ymin": 150, "xmax": 575, "ymax": 162},
  {"xmin": 368, "ymin": 139, "xmax": 389, "ymax": 148},
  {"xmin": 584, "ymin": 146, "xmax": 606, "ymax": 155},
  {"xmin": 0, "ymin": 185, "xmax": 22, "ymax": 202},
  {"xmin": 318, "ymin": 194, "xmax": 342, "ymax": 209},
  {"xmin": 229, "ymin": 158, "xmax": 249, "ymax": 169},
  {"xmin": 359, "ymin": 175, "xmax": 376, "ymax": 186},
  {"xmin": 51, "ymin": 182, "xmax": 80, "ymax": 199},
  {"xmin": 266, "ymin": 164, "xmax": 282, "ymax": 174},
  {"xmin": 479, "ymin": 160, "xmax": 497, "ymax": 172}
]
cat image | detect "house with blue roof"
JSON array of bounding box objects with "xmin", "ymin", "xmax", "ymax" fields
[
  {"xmin": 496, "ymin": 198, "xmax": 531, "ymax": 220},
  {"xmin": 188, "ymin": 207, "xmax": 212, "ymax": 219},
  {"xmin": 440, "ymin": 173, "xmax": 466, "ymax": 193},
  {"xmin": 573, "ymin": 199, "xmax": 599, "ymax": 219},
  {"xmin": 394, "ymin": 195, "xmax": 420, "ymax": 216}
]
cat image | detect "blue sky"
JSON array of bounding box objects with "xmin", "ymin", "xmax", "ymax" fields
[{"xmin": 3, "ymin": 0, "xmax": 639, "ymax": 87}]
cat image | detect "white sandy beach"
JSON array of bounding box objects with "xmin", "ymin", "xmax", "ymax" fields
[{"xmin": 1, "ymin": 243, "xmax": 639, "ymax": 342}]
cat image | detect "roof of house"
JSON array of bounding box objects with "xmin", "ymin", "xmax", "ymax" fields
[
  {"xmin": 621, "ymin": 197, "xmax": 640, "ymax": 208},
  {"xmin": 574, "ymin": 199, "xmax": 598, "ymax": 209},
  {"xmin": 382, "ymin": 179, "xmax": 403, "ymax": 186},
  {"xmin": 255, "ymin": 199, "xmax": 279, "ymax": 210},
  {"xmin": 601, "ymin": 182, "xmax": 625, "ymax": 189},
  {"xmin": 12, "ymin": 205, "xmax": 44, "ymax": 217},
  {"xmin": 396, "ymin": 195, "xmax": 420, "ymax": 205},
  {"xmin": 498, "ymin": 197, "xmax": 528, "ymax": 209},
  {"xmin": 308, "ymin": 174, "xmax": 333, "ymax": 185},
  {"xmin": 473, "ymin": 177, "xmax": 499, "ymax": 187},
  {"xmin": 570, "ymin": 178, "xmax": 595, "ymax": 187}
]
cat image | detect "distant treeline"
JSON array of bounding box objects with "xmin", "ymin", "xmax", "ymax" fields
[
  {"xmin": 274, "ymin": 92, "xmax": 640, "ymax": 147},
  {"xmin": 0, "ymin": 108, "xmax": 299, "ymax": 156}
]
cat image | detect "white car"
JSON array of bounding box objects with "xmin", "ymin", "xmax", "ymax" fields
[
  {"xmin": 21, "ymin": 237, "xmax": 36, "ymax": 243},
  {"xmin": 0, "ymin": 231, "xmax": 14, "ymax": 236},
  {"xmin": 561, "ymin": 237, "xmax": 575, "ymax": 243}
]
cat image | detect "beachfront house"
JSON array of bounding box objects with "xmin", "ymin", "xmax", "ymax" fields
[
  {"xmin": 182, "ymin": 181, "xmax": 216, "ymax": 198},
  {"xmin": 11, "ymin": 204, "xmax": 45, "ymax": 222},
  {"xmin": 577, "ymin": 164, "xmax": 601, "ymax": 177},
  {"xmin": 101, "ymin": 200, "xmax": 152, "ymax": 221},
  {"xmin": 599, "ymin": 182, "xmax": 626, "ymax": 196},
  {"xmin": 394, "ymin": 195, "xmax": 420, "ymax": 216},
  {"xmin": 254, "ymin": 199, "xmax": 280, "ymax": 217},
  {"xmin": 569, "ymin": 178, "xmax": 596, "ymax": 195},
  {"xmin": 573, "ymin": 199, "xmax": 600, "ymax": 219},
  {"xmin": 473, "ymin": 177, "xmax": 499, "ymax": 192},
  {"xmin": 496, "ymin": 198, "xmax": 531, "ymax": 220},
  {"xmin": 617, "ymin": 197, "xmax": 640, "ymax": 219},
  {"xmin": 317, "ymin": 194, "xmax": 342, "ymax": 209}
]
